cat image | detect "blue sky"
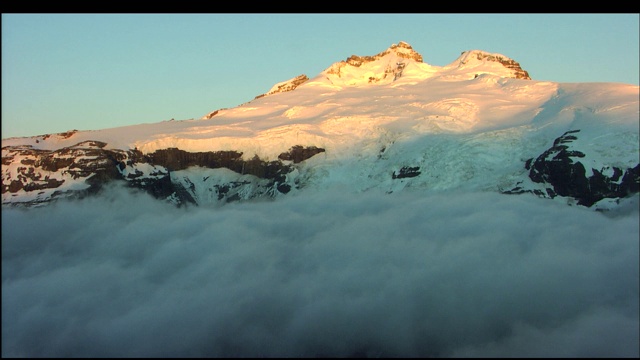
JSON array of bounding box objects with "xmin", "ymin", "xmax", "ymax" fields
[{"xmin": 2, "ymin": 13, "xmax": 639, "ymax": 139}]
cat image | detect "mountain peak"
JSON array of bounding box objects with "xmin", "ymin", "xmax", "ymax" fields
[
  {"xmin": 454, "ymin": 50, "xmax": 531, "ymax": 80},
  {"xmin": 250, "ymin": 42, "xmax": 532, "ymax": 99},
  {"xmin": 312, "ymin": 41, "xmax": 428, "ymax": 87},
  {"xmin": 344, "ymin": 41, "xmax": 424, "ymax": 67}
]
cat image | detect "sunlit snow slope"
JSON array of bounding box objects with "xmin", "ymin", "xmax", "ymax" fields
[{"xmin": 2, "ymin": 42, "xmax": 639, "ymax": 209}]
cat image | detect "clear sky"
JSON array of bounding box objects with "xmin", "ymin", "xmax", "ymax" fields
[{"xmin": 2, "ymin": 13, "xmax": 639, "ymax": 139}]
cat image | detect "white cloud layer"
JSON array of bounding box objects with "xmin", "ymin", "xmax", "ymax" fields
[{"xmin": 2, "ymin": 186, "xmax": 639, "ymax": 357}]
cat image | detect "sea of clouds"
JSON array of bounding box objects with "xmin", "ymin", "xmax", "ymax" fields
[{"xmin": 2, "ymin": 185, "xmax": 638, "ymax": 357}]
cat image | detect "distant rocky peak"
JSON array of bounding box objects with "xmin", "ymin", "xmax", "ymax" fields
[
  {"xmin": 344, "ymin": 41, "xmax": 424, "ymax": 67},
  {"xmin": 456, "ymin": 50, "xmax": 531, "ymax": 80},
  {"xmin": 203, "ymin": 43, "xmax": 534, "ymax": 120},
  {"xmin": 318, "ymin": 41, "xmax": 426, "ymax": 86}
]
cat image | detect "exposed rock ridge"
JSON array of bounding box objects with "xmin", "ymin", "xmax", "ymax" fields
[
  {"xmin": 2, "ymin": 142, "xmax": 326, "ymax": 206},
  {"xmin": 503, "ymin": 130, "xmax": 639, "ymax": 207},
  {"xmin": 460, "ymin": 50, "xmax": 531, "ymax": 80},
  {"xmin": 202, "ymin": 109, "xmax": 226, "ymax": 120},
  {"xmin": 218, "ymin": 42, "xmax": 530, "ymax": 113},
  {"xmin": 255, "ymin": 74, "xmax": 310, "ymax": 99},
  {"xmin": 2, "ymin": 142, "xmax": 126, "ymax": 194},
  {"xmin": 344, "ymin": 41, "xmax": 423, "ymax": 67},
  {"xmin": 321, "ymin": 42, "xmax": 421, "ymax": 84}
]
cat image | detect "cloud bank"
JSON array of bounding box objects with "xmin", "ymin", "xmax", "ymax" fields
[{"xmin": 2, "ymin": 186, "xmax": 638, "ymax": 357}]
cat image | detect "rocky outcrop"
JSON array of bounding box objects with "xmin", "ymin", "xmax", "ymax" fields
[
  {"xmin": 344, "ymin": 41, "xmax": 423, "ymax": 67},
  {"xmin": 392, "ymin": 166, "xmax": 421, "ymax": 179},
  {"xmin": 473, "ymin": 52, "xmax": 530, "ymax": 80},
  {"xmin": 458, "ymin": 50, "xmax": 531, "ymax": 80},
  {"xmin": 1, "ymin": 143, "xmax": 128, "ymax": 197},
  {"xmin": 503, "ymin": 130, "xmax": 640, "ymax": 207},
  {"xmin": 2, "ymin": 142, "xmax": 326, "ymax": 207},
  {"xmin": 202, "ymin": 109, "xmax": 226, "ymax": 120},
  {"xmin": 277, "ymin": 145, "xmax": 325, "ymax": 163},
  {"xmin": 323, "ymin": 41, "xmax": 421, "ymax": 83},
  {"xmin": 255, "ymin": 75, "xmax": 310, "ymax": 99},
  {"xmin": 147, "ymin": 148, "xmax": 245, "ymax": 172}
]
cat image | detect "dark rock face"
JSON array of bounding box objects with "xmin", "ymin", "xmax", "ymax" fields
[
  {"xmin": 505, "ymin": 130, "xmax": 640, "ymax": 207},
  {"xmin": 1, "ymin": 144, "xmax": 129, "ymax": 197},
  {"xmin": 147, "ymin": 148, "xmax": 245, "ymax": 172},
  {"xmin": 392, "ymin": 166, "xmax": 421, "ymax": 179},
  {"xmin": 278, "ymin": 145, "xmax": 325, "ymax": 163},
  {"xmin": 527, "ymin": 130, "xmax": 588, "ymax": 197},
  {"xmin": 145, "ymin": 147, "xmax": 306, "ymax": 183},
  {"xmin": 2, "ymin": 142, "xmax": 326, "ymax": 207}
]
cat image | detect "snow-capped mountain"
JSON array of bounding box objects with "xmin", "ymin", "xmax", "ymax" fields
[{"xmin": 2, "ymin": 42, "xmax": 639, "ymax": 210}]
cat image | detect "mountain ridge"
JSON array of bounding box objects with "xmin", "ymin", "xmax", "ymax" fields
[{"xmin": 209, "ymin": 41, "xmax": 531, "ymax": 111}]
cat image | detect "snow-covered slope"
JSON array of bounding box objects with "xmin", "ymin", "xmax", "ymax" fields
[{"xmin": 2, "ymin": 42, "xmax": 639, "ymax": 209}]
